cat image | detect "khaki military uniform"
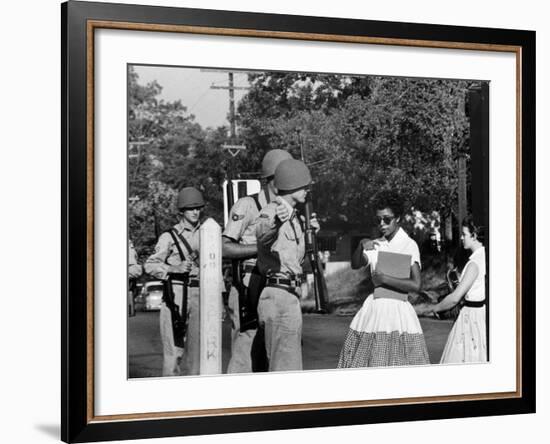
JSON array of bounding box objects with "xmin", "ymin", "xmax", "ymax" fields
[
  {"xmin": 145, "ymin": 220, "xmax": 200, "ymax": 376},
  {"xmin": 223, "ymin": 190, "xmax": 268, "ymax": 373},
  {"xmin": 128, "ymin": 240, "xmax": 143, "ymax": 279},
  {"xmin": 255, "ymin": 200, "xmax": 305, "ymax": 371}
]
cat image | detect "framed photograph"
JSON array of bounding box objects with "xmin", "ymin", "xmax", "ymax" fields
[{"xmin": 62, "ymin": 1, "xmax": 535, "ymax": 442}]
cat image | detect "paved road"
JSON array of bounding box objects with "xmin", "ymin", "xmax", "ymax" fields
[{"xmin": 129, "ymin": 311, "xmax": 453, "ymax": 378}]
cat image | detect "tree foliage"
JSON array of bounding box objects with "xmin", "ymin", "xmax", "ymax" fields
[
  {"xmin": 128, "ymin": 66, "xmax": 479, "ymax": 258},
  {"xmin": 236, "ymin": 72, "xmax": 474, "ymax": 233},
  {"xmin": 128, "ymin": 67, "xmax": 229, "ymax": 258}
]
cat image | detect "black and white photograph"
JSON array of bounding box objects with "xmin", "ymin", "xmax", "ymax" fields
[{"xmin": 127, "ymin": 64, "xmax": 490, "ymax": 378}]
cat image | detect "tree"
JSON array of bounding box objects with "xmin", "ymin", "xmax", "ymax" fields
[{"xmin": 235, "ymin": 72, "xmax": 474, "ymax": 237}]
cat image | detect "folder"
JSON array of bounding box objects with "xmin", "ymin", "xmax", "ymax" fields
[{"xmin": 373, "ymin": 251, "xmax": 412, "ymax": 301}]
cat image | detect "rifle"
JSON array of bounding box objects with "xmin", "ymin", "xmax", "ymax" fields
[
  {"xmin": 163, "ymin": 272, "xmax": 189, "ymax": 349},
  {"xmin": 163, "ymin": 228, "xmax": 199, "ymax": 349},
  {"xmin": 303, "ymin": 190, "xmax": 329, "ymax": 313}
]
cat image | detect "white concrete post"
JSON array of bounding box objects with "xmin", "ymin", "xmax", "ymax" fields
[{"xmin": 199, "ymin": 218, "xmax": 223, "ymax": 374}]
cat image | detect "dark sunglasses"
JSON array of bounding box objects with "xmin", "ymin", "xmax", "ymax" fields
[{"xmin": 374, "ymin": 215, "xmax": 395, "ymax": 225}]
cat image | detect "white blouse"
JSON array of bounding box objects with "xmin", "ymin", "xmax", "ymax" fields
[
  {"xmin": 461, "ymin": 246, "xmax": 486, "ymax": 302},
  {"xmin": 363, "ymin": 227, "xmax": 421, "ymax": 271}
]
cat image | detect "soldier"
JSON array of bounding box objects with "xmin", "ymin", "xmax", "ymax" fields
[
  {"xmin": 128, "ymin": 240, "xmax": 143, "ymax": 317},
  {"xmin": 255, "ymin": 159, "xmax": 319, "ymax": 371},
  {"xmin": 128, "ymin": 240, "xmax": 143, "ymax": 279},
  {"xmin": 223, "ymin": 149, "xmax": 293, "ymax": 373},
  {"xmin": 145, "ymin": 187, "xmax": 204, "ymax": 376}
]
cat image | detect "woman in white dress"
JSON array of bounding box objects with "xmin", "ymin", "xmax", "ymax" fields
[
  {"xmin": 337, "ymin": 191, "xmax": 430, "ymax": 368},
  {"xmin": 420, "ymin": 216, "xmax": 487, "ymax": 363}
]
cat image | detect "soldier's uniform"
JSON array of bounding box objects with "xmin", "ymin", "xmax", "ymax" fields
[
  {"xmin": 128, "ymin": 240, "xmax": 143, "ymax": 279},
  {"xmin": 256, "ymin": 192, "xmax": 306, "ymax": 371},
  {"xmin": 223, "ymin": 190, "xmax": 269, "ymax": 373},
  {"xmin": 145, "ymin": 219, "xmax": 201, "ymax": 376}
]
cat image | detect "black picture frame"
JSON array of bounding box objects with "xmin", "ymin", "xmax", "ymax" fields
[{"xmin": 62, "ymin": 1, "xmax": 536, "ymax": 442}]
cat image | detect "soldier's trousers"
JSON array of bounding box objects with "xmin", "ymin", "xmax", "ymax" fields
[
  {"xmin": 226, "ymin": 286, "xmax": 256, "ymax": 373},
  {"xmin": 159, "ymin": 286, "xmax": 200, "ymax": 376},
  {"xmin": 257, "ymin": 286, "xmax": 303, "ymax": 371}
]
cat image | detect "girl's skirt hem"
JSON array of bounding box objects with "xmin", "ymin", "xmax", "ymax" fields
[{"xmin": 337, "ymin": 328, "xmax": 430, "ymax": 368}]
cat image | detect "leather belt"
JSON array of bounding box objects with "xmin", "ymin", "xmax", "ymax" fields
[
  {"xmin": 172, "ymin": 278, "xmax": 200, "ymax": 287},
  {"xmin": 266, "ymin": 277, "xmax": 301, "ymax": 288},
  {"xmin": 463, "ymin": 299, "xmax": 485, "ymax": 308}
]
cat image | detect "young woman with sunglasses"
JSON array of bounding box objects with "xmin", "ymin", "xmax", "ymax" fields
[{"xmin": 337, "ymin": 191, "xmax": 430, "ymax": 368}]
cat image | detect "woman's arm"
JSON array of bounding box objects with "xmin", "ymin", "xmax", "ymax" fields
[
  {"xmin": 432, "ymin": 262, "xmax": 479, "ymax": 313},
  {"xmin": 351, "ymin": 239, "xmax": 379, "ymax": 270},
  {"xmin": 351, "ymin": 243, "xmax": 367, "ymax": 269},
  {"xmin": 372, "ymin": 262, "xmax": 422, "ymax": 293}
]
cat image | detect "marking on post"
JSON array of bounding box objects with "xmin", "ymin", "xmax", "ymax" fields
[{"xmin": 199, "ymin": 218, "xmax": 223, "ymax": 375}]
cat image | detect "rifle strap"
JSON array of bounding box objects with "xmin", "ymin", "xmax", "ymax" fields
[
  {"xmin": 167, "ymin": 229, "xmax": 185, "ymax": 261},
  {"xmin": 250, "ymin": 193, "xmax": 262, "ymax": 212},
  {"xmin": 169, "ymin": 228, "xmax": 195, "ymax": 261},
  {"xmin": 262, "ymin": 184, "xmax": 271, "ymax": 204}
]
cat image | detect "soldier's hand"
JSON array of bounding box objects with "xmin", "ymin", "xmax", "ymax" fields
[
  {"xmin": 275, "ymin": 197, "xmax": 291, "ymax": 222},
  {"xmin": 171, "ymin": 260, "xmax": 193, "ymax": 274},
  {"xmin": 309, "ymin": 212, "xmax": 321, "ymax": 233}
]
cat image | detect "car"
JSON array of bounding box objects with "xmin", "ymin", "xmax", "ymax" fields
[{"xmin": 138, "ymin": 280, "xmax": 164, "ymax": 311}]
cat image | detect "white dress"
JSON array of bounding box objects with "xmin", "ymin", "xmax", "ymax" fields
[
  {"xmin": 337, "ymin": 228, "xmax": 430, "ymax": 368},
  {"xmin": 440, "ymin": 247, "xmax": 487, "ymax": 363}
]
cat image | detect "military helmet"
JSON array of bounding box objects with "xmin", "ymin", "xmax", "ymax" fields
[
  {"xmin": 274, "ymin": 159, "xmax": 312, "ymax": 192},
  {"xmin": 177, "ymin": 187, "xmax": 205, "ymax": 209},
  {"xmin": 261, "ymin": 149, "xmax": 293, "ymax": 179}
]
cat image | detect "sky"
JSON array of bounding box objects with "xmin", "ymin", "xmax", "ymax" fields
[{"xmin": 133, "ymin": 65, "xmax": 251, "ymax": 130}]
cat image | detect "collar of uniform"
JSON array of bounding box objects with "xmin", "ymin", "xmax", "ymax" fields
[{"xmin": 175, "ymin": 219, "xmax": 200, "ymax": 235}]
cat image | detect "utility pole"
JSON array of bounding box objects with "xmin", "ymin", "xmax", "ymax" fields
[{"xmin": 209, "ymin": 72, "xmax": 249, "ymax": 157}]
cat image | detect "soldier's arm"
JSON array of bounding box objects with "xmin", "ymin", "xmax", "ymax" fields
[
  {"xmin": 222, "ymin": 197, "xmax": 257, "ymax": 259},
  {"xmin": 144, "ymin": 233, "xmax": 177, "ymax": 280},
  {"xmin": 128, "ymin": 243, "xmax": 143, "ymax": 279},
  {"xmin": 256, "ymin": 210, "xmax": 281, "ymax": 248},
  {"xmin": 222, "ymin": 237, "xmax": 257, "ymax": 259}
]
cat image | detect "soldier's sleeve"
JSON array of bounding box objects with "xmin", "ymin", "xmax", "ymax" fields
[
  {"xmin": 255, "ymin": 207, "xmax": 281, "ymax": 248},
  {"xmin": 222, "ymin": 197, "xmax": 252, "ymax": 242},
  {"xmin": 144, "ymin": 232, "xmax": 173, "ymax": 280},
  {"xmin": 128, "ymin": 242, "xmax": 143, "ymax": 279}
]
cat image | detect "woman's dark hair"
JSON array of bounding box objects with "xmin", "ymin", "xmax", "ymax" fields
[
  {"xmin": 372, "ymin": 190, "xmax": 405, "ymax": 218},
  {"xmin": 462, "ymin": 215, "xmax": 485, "ymax": 243}
]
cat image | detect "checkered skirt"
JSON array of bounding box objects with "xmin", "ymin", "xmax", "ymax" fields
[{"xmin": 337, "ymin": 295, "xmax": 430, "ymax": 368}]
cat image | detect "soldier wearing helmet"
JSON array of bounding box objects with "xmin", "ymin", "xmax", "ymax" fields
[
  {"xmin": 145, "ymin": 186, "xmax": 204, "ymax": 376},
  {"xmin": 222, "ymin": 149, "xmax": 292, "ymax": 373},
  {"xmin": 255, "ymin": 159, "xmax": 320, "ymax": 371}
]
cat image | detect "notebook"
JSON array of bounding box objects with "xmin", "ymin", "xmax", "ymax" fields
[{"xmin": 373, "ymin": 251, "xmax": 412, "ymax": 301}]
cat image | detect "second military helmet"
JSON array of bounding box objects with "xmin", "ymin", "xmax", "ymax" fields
[
  {"xmin": 177, "ymin": 187, "xmax": 205, "ymax": 209},
  {"xmin": 261, "ymin": 149, "xmax": 293, "ymax": 179},
  {"xmin": 274, "ymin": 159, "xmax": 312, "ymax": 192}
]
